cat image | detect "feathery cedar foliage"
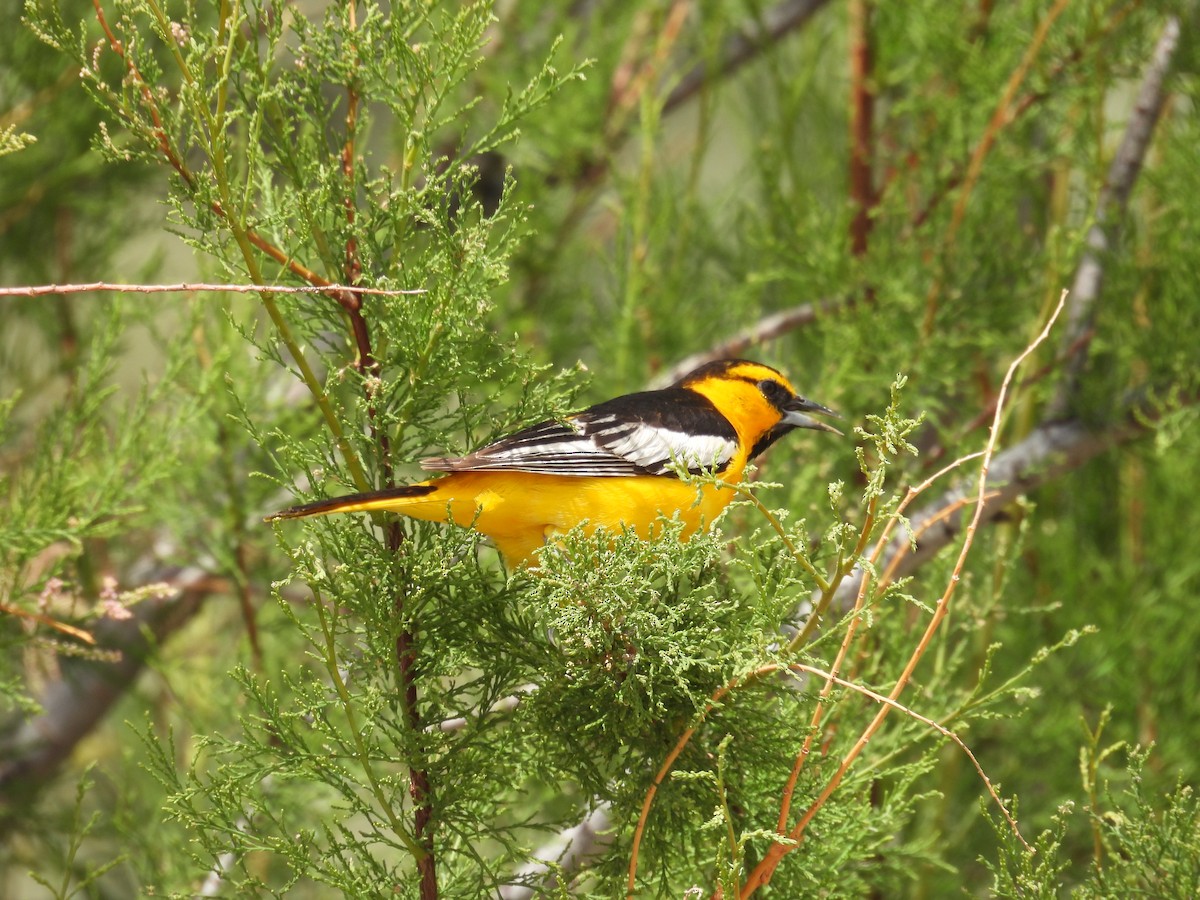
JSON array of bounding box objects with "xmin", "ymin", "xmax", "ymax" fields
[{"xmin": 2, "ymin": 1, "xmax": 1199, "ymax": 897}]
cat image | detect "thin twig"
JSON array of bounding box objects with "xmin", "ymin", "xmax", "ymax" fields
[
  {"xmin": 547, "ymin": 1, "xmax": 692, "ymax": 264},
  {"xmin": 0, "ymin": 602, "xmax": 95, "ymax": 645},
  {"xmin": 0, "ymin": 282, "xmax": 423, "ymax": 298},
  {"xmin": 877, "ymin": 491, "xmax": 996, "ymax": 589},
  {"xmin": 787, "ymin": 662, "xmax": 1028, "ymax": 849},
  {"xmin": 774, "ymin": 450, "xmax": 988, "ymax": 838}
]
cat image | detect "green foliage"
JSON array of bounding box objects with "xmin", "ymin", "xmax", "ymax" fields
[
  {"xmin": 25, "ymin": 765, "xmax": 127, "ymax": 900},
  {"xmin": 2, "ymin": 0, "xmax": 1199, "ymax": 898},
  {"xmin": 988, "ymin": 751, "xmax": 1200, "ymax": 899}
]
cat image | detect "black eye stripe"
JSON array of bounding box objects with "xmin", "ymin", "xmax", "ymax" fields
[{"xmin": 756, "ymin": 378, "xmax": 793, "ymax": 407}]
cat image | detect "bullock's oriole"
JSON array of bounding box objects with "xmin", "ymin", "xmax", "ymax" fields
[{"xmin": 267, "ymin": 359, "xmax": 840, "ymax": 565}]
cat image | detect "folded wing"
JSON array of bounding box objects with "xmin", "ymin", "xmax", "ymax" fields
[{"xmin": 422, "ymin": 389, "xmax": 740, "ymax": 478}]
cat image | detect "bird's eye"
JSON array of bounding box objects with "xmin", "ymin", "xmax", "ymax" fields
[{"xmin": 757, "ymin": 379, "xmax": 792, "ymax": 408}]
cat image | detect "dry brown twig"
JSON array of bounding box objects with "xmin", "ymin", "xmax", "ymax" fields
[{"xmin": 0, "ymin": 602, "xmax": 96, "ymax": 645}]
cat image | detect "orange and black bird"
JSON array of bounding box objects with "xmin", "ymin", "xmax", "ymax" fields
[{"xmin": 268, "ymin": 359, "xmax": 840, "ymax": 565}]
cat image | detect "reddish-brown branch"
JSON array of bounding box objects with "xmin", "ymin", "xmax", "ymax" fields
[
  {"xmin": 336, "ymin": 47, "xmax": 390, "ymax": 474},
  {"xmin": 943, "ymin": 0, "xmax": 1070, "ymax": 239},
  {"xmin": 848, "ymin": 0, "xmax": 875, "ymax": 258},
  {"xmin": 388, "ymin": 522, "xmax": 437, "ymax": 898},
  {"xmin": 566, "ymin": 0, "xmax": 688, "ymax": 188},
  {"xmin": 337, "ymin": 4, "xmax": 429, "ymax": 892},
  {"xmin": 232, "ymin": 539, "xmax": 263, "ymax": 670}
]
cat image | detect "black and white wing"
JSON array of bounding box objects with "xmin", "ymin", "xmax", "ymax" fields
[{"xmin": 421, "ymin": 389, "xmax": 740, "ymax": 478}]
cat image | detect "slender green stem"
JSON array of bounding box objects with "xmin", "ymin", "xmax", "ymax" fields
[
  {"xmin": 738, "ymin": 487, "xmax": 829, "ymax": 591},
  {"xmin": 258, "ymin": 292, "xmax": 372, "ymax": 493},
  {"xmin": 787, "ymin": 497, "xmax": 879, "ymax": 652},
  {"xmin": 313, "ymin": 589, "xmax": 426, "ymax": 862},
  {"xmin": 715, "ymin": 736, "xmax": 739, "ymax": 865}
]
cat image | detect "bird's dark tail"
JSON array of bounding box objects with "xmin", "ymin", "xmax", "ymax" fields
[{"xmin": 265, "ymin": 483, "xmax": 438, "ymax": 522}]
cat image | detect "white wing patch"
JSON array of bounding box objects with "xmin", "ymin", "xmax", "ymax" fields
[{"xmin": 579, "ymin": 413, "xmax": 736, "ymax": 475}]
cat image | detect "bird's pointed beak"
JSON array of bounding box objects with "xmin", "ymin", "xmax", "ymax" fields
[{"xmin": 782, "ymin": 397, "xmax": 843, "ymax": 436}]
